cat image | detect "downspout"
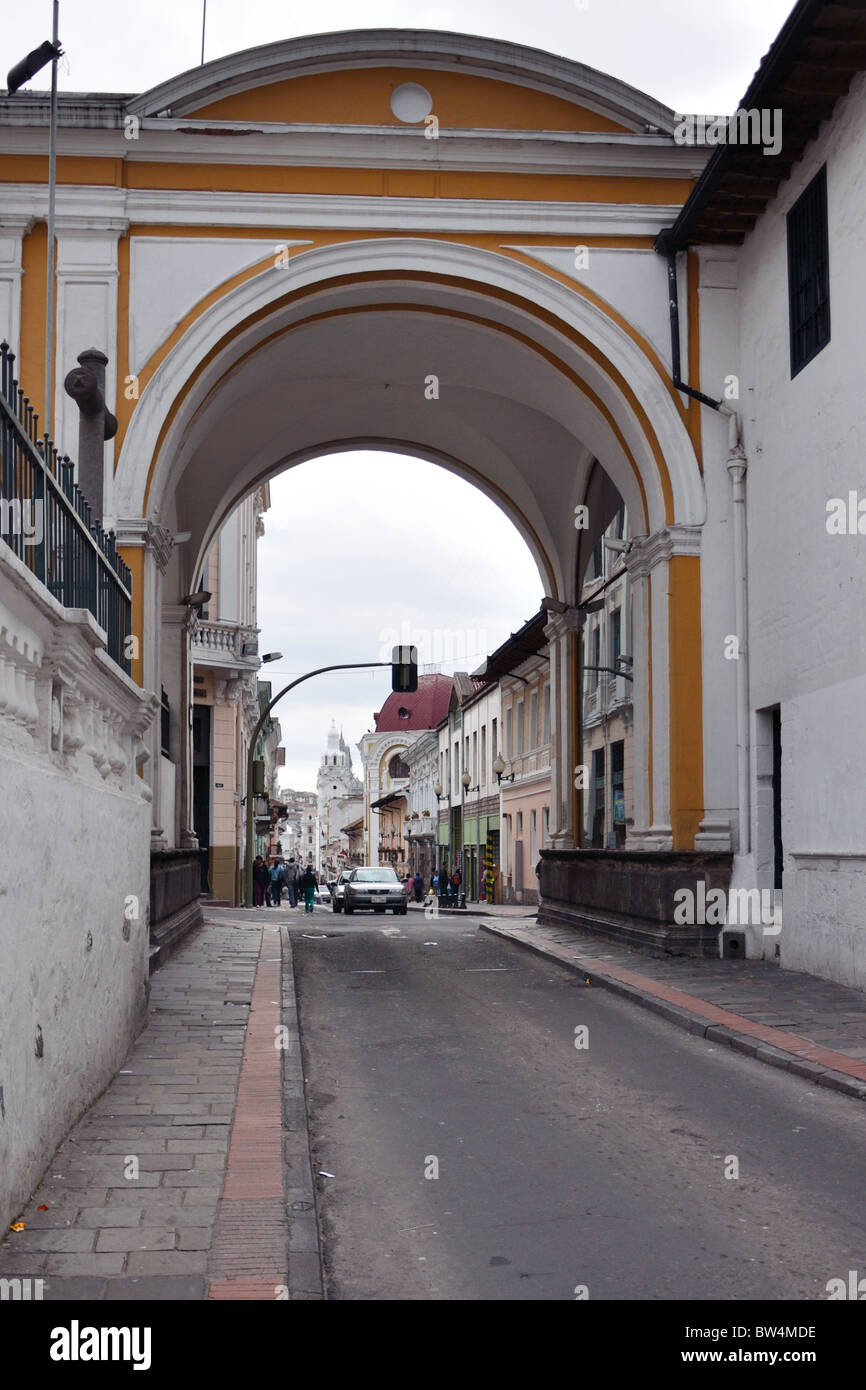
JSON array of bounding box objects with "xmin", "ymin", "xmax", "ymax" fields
[
  {"xmin": 726, "ymin": 421, "xmax": 750, "ymax": 855},
  {"xmin": 654, "ymin": 231, "xmax": 750, "ymax": 854}
]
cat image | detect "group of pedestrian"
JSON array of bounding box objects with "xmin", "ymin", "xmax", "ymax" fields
[
  {"xmin": 432, "ymin": 866, "xmax": 462, "ymax": 903},
  {"xmin": 251, "ymin": 856, "xmax": 319, "ymax": 913},
  {"xmin": 401, "ymin": 873, "xmax": 426, "ymax": 903}
]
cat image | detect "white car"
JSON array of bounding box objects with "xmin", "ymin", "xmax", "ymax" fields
[
  {"xmin": 313, "ymin": 885, "xmax": 331, "ymax": 906},
  {"xmin": 343, "ymin": 866, "xmax": 407, "ymax": 915}
]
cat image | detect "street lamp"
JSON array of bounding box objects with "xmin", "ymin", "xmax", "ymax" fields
[
  {"xmin": 7, "ymin": 8, "xmax": 63, "ymax": 438},
  {"xmin": 493, "ymin": 754, "xmax": 515, "ymax": 785}
]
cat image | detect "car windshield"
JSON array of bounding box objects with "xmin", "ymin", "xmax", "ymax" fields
[{"xmin": 353, "ymin": 869, "xmax": 399, "ymax": 883}]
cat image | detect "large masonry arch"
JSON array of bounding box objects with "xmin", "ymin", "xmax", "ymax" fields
[{"xmin": 0, "ymin": 27, "xmax": 743, "ymax": 936}]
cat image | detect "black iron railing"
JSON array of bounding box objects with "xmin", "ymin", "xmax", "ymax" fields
[{"xmin": 0, "ymin": 340, "xmax": 132, "ymax": 673}]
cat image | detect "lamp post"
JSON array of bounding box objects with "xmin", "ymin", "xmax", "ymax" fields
[
  {"xmin": 7, "ymin": 7, "xmax": 63, "ymax": 438},
  {"xmin": 244, "ymin": 659, "xmax": 388, "ymax": 907}
]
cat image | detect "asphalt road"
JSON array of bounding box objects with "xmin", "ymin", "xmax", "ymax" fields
[{"xmin": 290, "ymin": 908, "xmax": 866, "ymax": 1301}]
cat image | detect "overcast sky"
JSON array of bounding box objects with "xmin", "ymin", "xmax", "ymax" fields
[
  {"xmin": 7, "ymin": 1, "xmax": 797, "ymax": 789},
  {"xmin": 7, "ymin": 0, "xmax": 792, "ymax": 114},
  {"xmin": 256, "ymin": 454, "xmax": 542, "ymax": 791}
]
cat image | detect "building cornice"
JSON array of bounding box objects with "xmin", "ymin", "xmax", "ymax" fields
[
  {"xmin": 625, "ymin": 524, "xmax": 702, "ymax": 579},
  {"xmin": 114, "ymin": 518, "xmax": 175, "ymax": 574},
  {"xmin": 0, "ymin": 123, "xmax": 705, "ymax": 182},
  {"xmin": 0, "ymin": 183, "xmax": 691, "ymax": 237}
]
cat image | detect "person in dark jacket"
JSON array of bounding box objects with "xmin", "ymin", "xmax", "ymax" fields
[
  {"xmin": 284, "ymin": 858, "xmax": 299, "ymax": 908},
  {"xmin": 300, "ymin": 862, "xmax": 318, "ymax": 914},
  {"xmin": 252, "ymin": 855, "xmax": 269, "ymax": 907},
  {"xmin": 413, "ymin": 873, "xmax": 423, "ymax": 903},
  {"xmin": 269, "ymin": 859, "xmax": 285, "ymax": 906}
]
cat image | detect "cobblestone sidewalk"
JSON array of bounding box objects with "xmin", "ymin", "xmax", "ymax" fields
[{"xmin": 0, "ymin": 912, "xmax": 322, "ymax": 1300}]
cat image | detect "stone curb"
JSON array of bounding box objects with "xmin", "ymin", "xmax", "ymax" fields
[
  {"xmin": 480, "ymin": 922, "xmax": 866, "ymax": 1103},
  {"xmin": 280, "ymin": 925, "xmax": 325, "ymax": 1299}
]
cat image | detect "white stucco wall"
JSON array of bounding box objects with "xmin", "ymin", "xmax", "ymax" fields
[
  {"xmin": 0, "ymin": 547, "xmax": 154, "ymax": 1230},
  {"xmin": 735, "ymin": 70, "xmax": 866, "ymax": 985}
]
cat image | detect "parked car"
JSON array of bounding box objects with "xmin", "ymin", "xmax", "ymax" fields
[
  {"xmin": 343, "ymin": 866, "xmax": 407, "ymax": 915},
  {"xmin": 313, "ymin": 884, "xmax": 331, "ymax": 906},
  {"xmin": 331, "ymin": 870, "xmax": 353, "ymax": 913}
]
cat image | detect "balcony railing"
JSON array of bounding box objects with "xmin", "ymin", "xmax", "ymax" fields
[
  {"xmin": 0, "ymin": 341, "xmax": 131, "ymax": 673},
  {"xmin": 191, "ymin": 618, "xmax": 258, "ymax": 664}
]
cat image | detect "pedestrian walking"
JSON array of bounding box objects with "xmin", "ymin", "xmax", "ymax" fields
[
  {"xmin": 413, "ymin": 872, "xmax": 423, "ymax": 903},
  {"xmin": 269, "ymin": 859, "xmax": 284, "ymax": 906},
  {"xmin": 432, "ymin": 870, "xmax": 439, "ymax": 895},
  {"xmin": 300, "ymin": 862, "xmax": 318, "ymax": 914},
  {"xmin": 252, "ymin": 855, "xmax": 269, "ymax": 908},
  {"xmin": 536, "ymin": 855, "xmax": 543, "ymax": 910},
  {"xmin": 284, "ymin": 858, "xmax": 299, "ymax": 908}
]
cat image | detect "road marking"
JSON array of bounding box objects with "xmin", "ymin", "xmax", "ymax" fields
[{"xmin": 465, "ymin": 967, "xmax": 510, "ymax": 972}]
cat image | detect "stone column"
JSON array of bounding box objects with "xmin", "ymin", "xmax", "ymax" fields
[
  {"xmin": 0, "ymin": 213, "xmax": 35, "ymax": 360},
  {"xmin": 624, "ymin": 525, "xmax": 704, "ymax": 851},
  {"xmin": 544, "ymin": 606, "xmax": 585, "ymax": 849},
  {"xmin": 53, "ymin": 219, "xmax": 127, "ymax": 477},
  {"xmin": 162, "ymin": 602, "xmax": 199, "ymax": 851},
  {"xmin": 115, "ymin": 519, "xmax": 173, "ymax": 849}
]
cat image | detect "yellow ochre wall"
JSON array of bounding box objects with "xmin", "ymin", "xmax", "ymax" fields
[{"xmin": 188, "ymin": 66, "xmax": 632, "ymax": 132}]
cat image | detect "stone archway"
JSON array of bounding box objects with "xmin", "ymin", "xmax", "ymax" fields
[{"xmin": 112, "ymin": 236, "xmax": 709, "ymax": 864}]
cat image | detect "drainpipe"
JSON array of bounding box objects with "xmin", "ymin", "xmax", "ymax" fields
[
  {"xmin": 654, "ymin": 231, "xmax": 750, "ymax": 855},
  {"xmin": 725, "ymin": 414, "xmax": 750, "ymax": 856}
]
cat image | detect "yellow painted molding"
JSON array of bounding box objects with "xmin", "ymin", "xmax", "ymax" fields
[{"xmin": 667, "ymin": 554, "xmax": 703, "ymax": 849}]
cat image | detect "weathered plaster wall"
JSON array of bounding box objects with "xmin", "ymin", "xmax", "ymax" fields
[
  {"xmin": 0, "ymin": 546, "xmax": 154, "ymax": 1229},
  {"xmin": 736, "ymin": 69, "xmax": 866, "ymax": 985}
]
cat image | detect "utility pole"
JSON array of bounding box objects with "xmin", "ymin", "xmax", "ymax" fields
[
  {"xmin": 245, "ymin": 662, "xmax": 388, "ymax": 907},
  {"xmin": 45, "ymin": 0, "xmax": 60, "ymax": 439}
]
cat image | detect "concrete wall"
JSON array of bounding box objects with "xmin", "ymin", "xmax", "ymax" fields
[
  {"xmin": 734, "ymin": 69, "xmax": 866, "ymax": 986},
  {"xmin": 0, "ymin": 544, "xmax": 154, "ymax": 1230}
]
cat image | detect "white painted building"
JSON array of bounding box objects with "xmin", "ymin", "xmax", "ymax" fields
[
  {"xmin": 581, "ymin": 506, "xmax": 634, "ymax": 849},
  {"xmin": 190, "ymin": 487, "xmax": 269, "ymax": 902},
  {"xmin": 673, "ymin": 52, "xmax": 866, "ymax": 985},
  {"xmin": 404, "ymin": 728, "xmax": 441, "ymax": 882}
]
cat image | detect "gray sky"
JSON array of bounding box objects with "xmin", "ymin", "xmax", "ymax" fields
[
  {"xmin": 8, "ymin": 0, "xmax": 797, "ymax": 789},
  {"xmin": 9, "ymin": 0, "xmax": 793, "ymax": 113},
  {"xmin": 256, "ymin": 454, "xmax": 542, "ymax": 791}
]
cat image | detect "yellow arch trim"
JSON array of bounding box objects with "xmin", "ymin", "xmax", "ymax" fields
[
  {"xmin": 139, "ymin": 287, "xmax": 655, "ymax": 542},
  {"xmin": 117, "ymin": 230, "xmax": 691, "ymax": 495}
]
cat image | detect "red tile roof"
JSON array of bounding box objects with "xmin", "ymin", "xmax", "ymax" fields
[{"xmin": 374, "ymin": 674, "xmax": 454, "ymax": 732}]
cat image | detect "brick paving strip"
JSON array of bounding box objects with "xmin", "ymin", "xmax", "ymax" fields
[
  {"xmin": 482, "ymin": 918, "xmax": 866, "ymax": 1101},
  {"xmin": 207, "ymin": 923, "xmax": 286, "ymax": 1300},
  {"xmin": 0, "ymin": 908, "xmax": 324, "ymax": 1300}
]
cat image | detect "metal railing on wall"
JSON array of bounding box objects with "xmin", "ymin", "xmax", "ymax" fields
[{"xmin": 0, "ymin": 341, "xmax": 132, "ymax": 673}]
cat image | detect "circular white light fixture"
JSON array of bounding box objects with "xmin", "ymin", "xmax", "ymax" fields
[{"xmin": 390, "ymin": 82, "xmax": 433, "ymax": 124}]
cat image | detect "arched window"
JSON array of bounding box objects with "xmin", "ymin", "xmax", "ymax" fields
[{"xmin": 389, "ymin": 753, "xmax": 410, "ymax": 779}]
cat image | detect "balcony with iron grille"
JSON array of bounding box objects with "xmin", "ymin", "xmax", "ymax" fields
[{"xmin": 0, "ymin": 340, "xmax": 132, "ymax": 673}]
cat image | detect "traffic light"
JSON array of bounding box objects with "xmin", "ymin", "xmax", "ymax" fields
[
  {"xmin": 391, "ymin": 645, "xmax": 418, "ymax": 692},
  {"xmin": 7, "ymin": 41, "xmax": 62, "ymax": 95}
]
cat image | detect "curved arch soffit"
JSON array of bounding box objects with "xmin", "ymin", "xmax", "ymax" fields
[{"xmin": 115, "ymin": 239, "xmax": 705, "ymax": 557}]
